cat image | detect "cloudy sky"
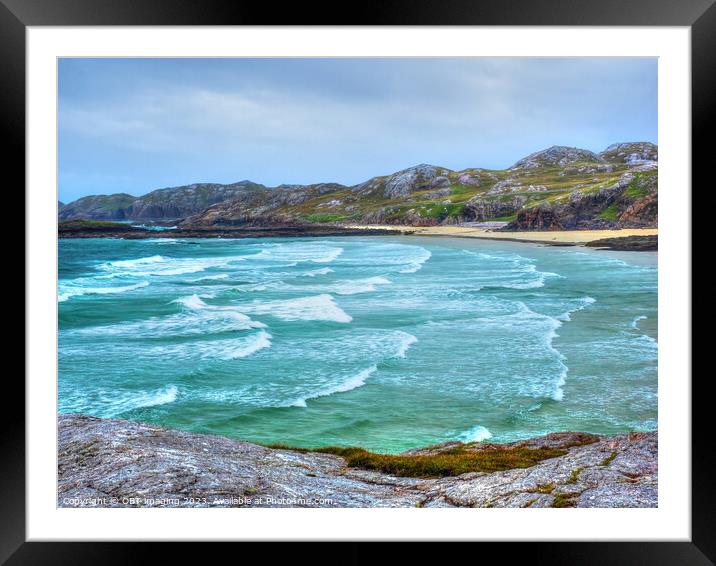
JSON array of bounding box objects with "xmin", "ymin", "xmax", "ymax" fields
[{"xmin": 58, "ymin": 58, "xmax": 657, "ymax": 203}]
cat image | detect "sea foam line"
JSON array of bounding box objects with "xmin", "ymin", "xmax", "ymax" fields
[
  {"xmin": 399, "ymin": 249, "xmax": 432, "ymax": 273},
  {"xmin": 238, "ymin": 276, "xmax": 391, "ymax": 296},
  {"xmin": 97, "ymin": 254, "xmax": 245, "ymax": 278},
  {"xmin": 557, "ymin": 296, "xmax": 597, "ymax": 322},
  {"xmin": 243, "ymin": 294, "xmax": 353, "ymax": 323},
  {"xmin": 144, "ymin": 331, "xmax": 273, "ymax": 361},
  {"xmin": 394, "ymin": 332, "xmax": 418, "ymax": 358},
  {"xmin": 547, "ymin": 297, "xmax": 597, "ymax": 399},
  {"xmin": 290, "ymin": 365, "xmax": 377, "ymax": 407},
  {"xmin": 101, "ymin": 384, "xmax": 178, "ymax": 417},
  {"xmin": 58, "ymin": 280, "xmax": 149, "ymax": 302}
]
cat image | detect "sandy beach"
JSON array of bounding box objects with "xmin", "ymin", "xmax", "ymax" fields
[{"xmin": 345, "ymin": 225, "xmax": 658, "ymax": 246}]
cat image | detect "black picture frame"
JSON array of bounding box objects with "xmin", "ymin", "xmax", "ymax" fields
[{"xmin": 5, "ymin": 0, "xmax": 706, "ymax": 562}]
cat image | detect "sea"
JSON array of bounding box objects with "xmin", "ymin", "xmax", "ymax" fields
[{"xmin": 58, "ymin": 236, "xmax": 658, "ymax": 453}]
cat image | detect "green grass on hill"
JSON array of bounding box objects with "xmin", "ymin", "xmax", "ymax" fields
[
  {"xmin": 304, "ymin": 213, "xmax": 347, "ymax": 223},
  {"xmin": 419, "ymin": 202, "xmax": 467, "ymax": 219},
  {"xmin": 624, "ymin": 174, "xmax": 651, "ymax": 198},
  {"xmin": 450, "ymin": 184, "xmax": 477, "ymax": 196},
  {"xmin": 597, "ymin": 203, "xmax": 620, "ymax": 221}
]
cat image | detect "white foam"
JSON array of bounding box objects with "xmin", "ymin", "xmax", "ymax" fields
[
  {"xmin": 232, "ymin": 276, "xmax": 391, "ymax": 296},
  {"xmin": 543, "ymin": 316, "xmax": 568, "ymax": 402},
  {"xmin": 333, "ymin": 276, "xmax": 392, "ymax": 295},
  {"xmin": 105, "ymin": 255, "xmax": 166, "ymax": 268},
  {"xmin": 457, "ymin": 424, "xmax": 493, "ymax": 442},
  {"xmin": 631, "ymin": 315, "xmax": 647, "ymax": 329},
  {"xmin": 173, "ymin": 293, "xmax": 208, "ymax": 310},
  {"xmin": 98, "ymin": 254, "xmax": 244, "ymax": 278},
  {"xmin": 82, "ymin": 296, "xmax": 264, "ymax": 338},
  {"xmin": 311, "ymin": 248, "xmax": 343, "ymax": 263},
  {"xmin": 291, "ymin": 365, "xmax": 377, "ymax": 407},
  {"xmin": 154, "ymin": 331, "xmax": 273, "ymax": 360},
  {"xmin": 350, "ymin": 243, "xmax": 432, "ymax": 274},
  {"xmin": 221, "ymin": 331, "xmax": 272, "ymax": 359},
  {"xmin": 393, "ymin": 332, "xmax": 418, "ymax": 358},
  {"xmin": 244, "ymin": 294, "xmax": 352, "ymax": 323},
  {"xmin": 503, "ymin": 301, "xmax": 570, "ymax": 402},
  {"xmin": 557, "ymin": 296, "xmax": 597, "ymax": 321},
  {"xmin": 301, "ymin": 267, "xmax": 334, "ymax": 277},
  {"xmin": 252, "ymin": 242, "xmax": 344, "ymax": 264},
  {"xmin": 58, "ymin": 280, "xmax": 149, "ymax": 302},
  {"xmin": 463, "ymin": 251, "xmax": 564, "ymax": 290},
  {"xmin": 398, "ymin": 248, "xmax": 432, "ymax": 273},
  {"xmin": 189, "ymin": 274, "xmax": 230, "ymax": 282},
  {"xmin": 101, "ymin": 384, "xmax": 178, "ymax": 417}
]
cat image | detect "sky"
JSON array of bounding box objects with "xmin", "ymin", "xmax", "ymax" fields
[{"xmin": 58, "ymin": 58, "xmax": 657, "ymax": 203}]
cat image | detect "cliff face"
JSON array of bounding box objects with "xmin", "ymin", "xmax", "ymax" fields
[
  {"xmin": 504, "ymin": 169, "xmax": 658, "ymax": 231},
  {"xmin": 59, "ymin": 142, "xmax": 657, "ymax": 229},
  {"xmin": 58, "ymin": 414, "xmax": 657, "ymax": 508}
]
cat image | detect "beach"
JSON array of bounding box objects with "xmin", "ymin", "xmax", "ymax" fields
[{"xmin": 346, "ymin": 225, "xmax": 658, "ymax": 245}]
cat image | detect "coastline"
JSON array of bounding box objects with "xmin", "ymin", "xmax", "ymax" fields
[
  {"xmin": 58, "ymin": 221, "xmax": 658, "ymax": 251},
  {"xmin": 58, "ymin": 414, "xmax": 657, "ymax": 508}
]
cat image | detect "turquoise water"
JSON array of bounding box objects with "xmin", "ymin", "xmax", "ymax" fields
[{"xmin": 58, "ymin": 236, "xmax": 657, "ymax": 452}]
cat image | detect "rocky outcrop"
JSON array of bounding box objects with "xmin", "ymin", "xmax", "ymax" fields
[
  {"xmin": 619, "ymin": 192, "xmax": 658, "ymax": 227},
  {"xmin": 585, "ymin": 235, "xmax": 658, "ymax": 251},
  {"xmin": 351, "ymin": 164, "xmax": 453, "ymax": 199},
  {"xmin": 508, "ymin": 206, "xmax": 564, "ymax": 231},
  {"xmin": 464, "ymin": 195, "xmax": 527, "ymax": 221},
  {"xmin": 57, "ymin": 414, "xmax": 657, "ymax": 508},
  {"xmin": 599, "ymin": 142, "xmax": 658, "ymax": 166},
  {"xmin": 510, "ymin": 146, "xmax": 605, "ymax": 170}
]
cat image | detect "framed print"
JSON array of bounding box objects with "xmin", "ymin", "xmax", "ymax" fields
[{"xmin": 6, "ymin": 0, "xmax": 708, "ymax": 561}]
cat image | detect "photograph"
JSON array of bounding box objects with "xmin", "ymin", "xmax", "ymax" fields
[{"xmin": 56, "ymin": 56, "xmax": 659, "ymax": 510}]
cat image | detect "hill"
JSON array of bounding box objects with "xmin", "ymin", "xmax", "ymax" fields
[{"xmin": 59, "ymin": 142, "xmax": 658, "ymax": 230}]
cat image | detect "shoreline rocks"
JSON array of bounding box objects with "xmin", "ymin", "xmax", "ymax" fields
[
  {"xmin": 58, "ymin": 222, "xmax": 406, "ymax": 240},
  {"xmin": 585, "ymin": 235, "xmax": 657, "ymax": 251},
  {"xmin": 58, "ymin": 414, "xmax": 657, "ymax": 508}
]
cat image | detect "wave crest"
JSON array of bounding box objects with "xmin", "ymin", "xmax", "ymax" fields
[{"xmin": 291, "ymin": 365, "xmax": 377, "ymax": 407}]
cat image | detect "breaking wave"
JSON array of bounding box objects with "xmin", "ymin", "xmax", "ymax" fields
[{"xmin": 290, "ymin": 365, "xmax": 377, "ymax": 407}]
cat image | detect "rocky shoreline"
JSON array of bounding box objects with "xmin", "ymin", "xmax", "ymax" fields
[
  {"xmin": 58, "ymin": 414, "xmax": 657, "ymax": 508},
  {"xmin": 58, "ymin": 221, "xmax": 406, "ymax": 240},
  {"xmin": 585, "ymin": 235, "xmax": 658, "ymax": 251}
]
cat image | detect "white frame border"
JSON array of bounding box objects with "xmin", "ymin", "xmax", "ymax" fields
[{"xmin": 27, "ymin": 26, "xmax": 691, "ymax": 541}]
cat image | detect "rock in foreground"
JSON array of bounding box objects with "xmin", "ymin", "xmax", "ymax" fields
[{"xmin": 58, "ymin": 414, "xmax": 657, "ymax": 508}]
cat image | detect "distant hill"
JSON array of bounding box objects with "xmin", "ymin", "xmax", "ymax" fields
[
  {"xmin": 59, "ymin": 142, "xmax": 657, "ymax": 230},
  {"xmin": 58, "ymin": 181, "xmax": 267, "ymax": 221}
]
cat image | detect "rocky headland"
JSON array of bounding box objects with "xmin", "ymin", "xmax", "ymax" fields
[{"xmin": 58, "ymin": 414, "xmax": 657, "ymax": 508}]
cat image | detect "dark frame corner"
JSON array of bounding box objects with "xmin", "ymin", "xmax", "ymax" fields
[{"xmin": 7, "ymin": 0, "xmax": 707, "ymax": 563}]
